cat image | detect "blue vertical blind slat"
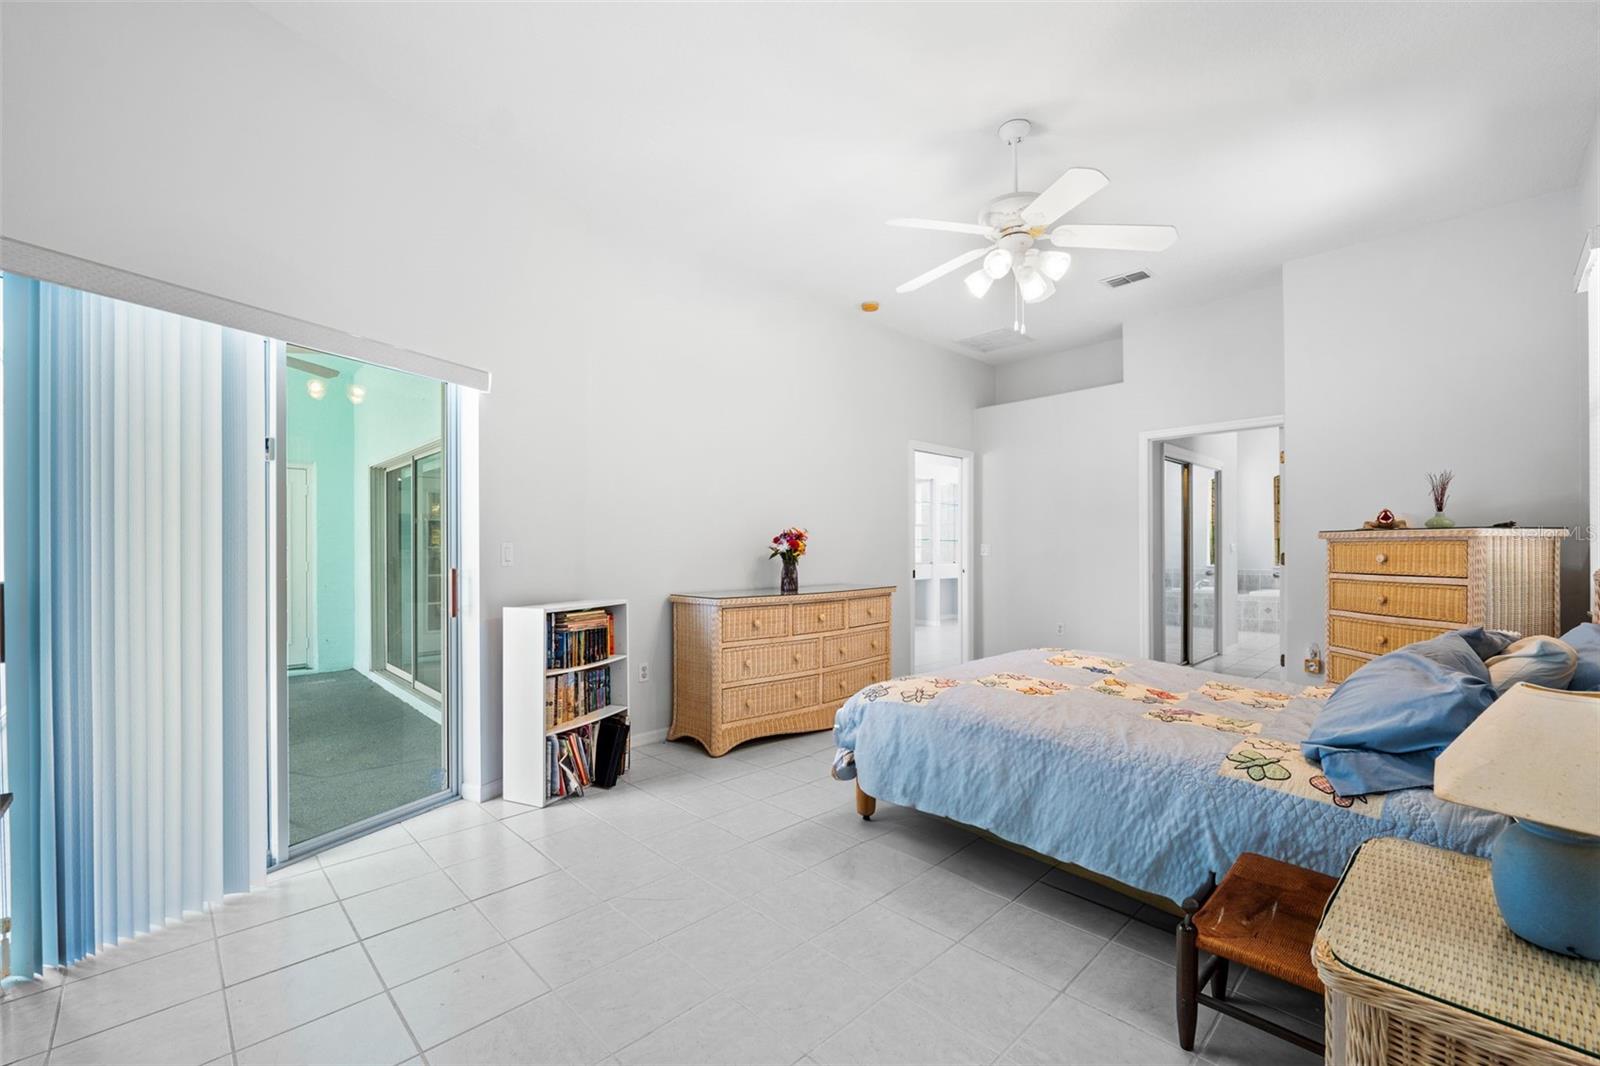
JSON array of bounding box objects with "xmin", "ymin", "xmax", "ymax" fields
[{"xmin": 2, "ymin": 277, "xmax": 265, "ymax": 977}]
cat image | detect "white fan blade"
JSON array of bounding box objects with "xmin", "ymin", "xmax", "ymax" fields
[
  {"xmin": 895, "ymin": 246, "xmax": 990, "ymax": 294},
  {"xmin": 1048, "ymin": 224, "xmax": 1178, "ymax": 252},
  {"xmin": 1021, "ymin": 167, "xmax": 1109, "ymax": 228},
  {"xmin": 888, "ymin": 218, "xmax": 996, "ymax": 237}
]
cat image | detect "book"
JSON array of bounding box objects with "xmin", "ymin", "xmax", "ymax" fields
[{"xmin": 545, "ymin": 609, "xmax": 617, "ymax": 669}]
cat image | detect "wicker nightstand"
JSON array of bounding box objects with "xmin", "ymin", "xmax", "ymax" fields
[{"xmin": 1314, "ymin": 838, "xmax": 1599, "ymax": 1065}]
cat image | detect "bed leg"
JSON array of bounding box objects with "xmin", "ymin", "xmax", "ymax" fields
[{"xmin": 854, "ymin": 782, "xmax": 876, "ymax": 820}]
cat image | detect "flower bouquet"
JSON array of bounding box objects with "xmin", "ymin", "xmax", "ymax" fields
[{"xmin": 769, "ymin": 527, "xmax": 808, "ymax": 594}]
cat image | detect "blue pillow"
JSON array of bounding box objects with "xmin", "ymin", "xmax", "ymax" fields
[
  {"xmin": 1302, "ymin": 632, "xmax": 1496, "ymax": 795},
  {"xmin": 1455, "ymin": 626, "xmax": 1517, "ymax": 660},
  {"xmin": 1563, "ymin": 623, "xmax": 1600, "ymax": 692}
]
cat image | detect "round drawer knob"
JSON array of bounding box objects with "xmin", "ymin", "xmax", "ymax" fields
[
  {"xmin": 793, "ymin": 653, "xmax": 802, "ymax": 663},
  {"xmin": 871, "ymin": 641, "xmax": 880, "ymax": 650},
  {"xmin": 742, "ymin": 659, "xmax": 751, "ymax": 669},
  {"xmin": 752, "ymin": 619, "xmax": 762, "ymax": 629},
  {"xmin": 838, "ymin": 648, "xmax": 846, "ymax": 656},
  {"xmin": 867, "ymin": 608, "xmax": 877, "ymax": 616},
  {"xmin": 1377, "ymin": 635, "xmax": 1389, "ymax": 646},
  {"xmin": 1375, "ymin": 553, "xmax": 1388, "ymax": 564},
  {"xmin": 743, "ymin": 700, "xmax": 752, "ymax": 710},
  {"xmin": 793, "ymin": 691, "xmax": 801, "ymax": 700},
  {"xmin": 817, "ymin": 612, "xmax": 826, "ymax": 621},
  {"xmin": 1377, "ymin": 594, "xmax": 1389, "ymax": 606}
]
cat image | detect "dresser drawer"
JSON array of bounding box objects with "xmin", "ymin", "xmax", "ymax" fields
[
  {"xmin": 822, "ymin": 660, "xmax": 890, "ymax": 704},
  {"xmin": 723, "ymin": 605, "xmax": 789, "ymax": 642},
  {"xmin": 1328, "ymin": 579, "xmax": 1467, "ymax": 624},
  {"xmin": 823, "ymin": 626, "xmax": 889, "ymax": 667},
  {"xmin": 723, "ymin": 676, "xmax": 819, "ymax": 722},
  {"xmin": 1328, "ymin": 616, "xmax": 1453, "ymax": 657},
  {"xmin": 793, "ymin": 601, "xmax": 845, "ymax": 634},
  {"xmin": 721, "ymin": 639, "xmax": 819, "ymax": 683},
  {"xmin": 847, "ymin": 596, "xmax": 891, "ymax": 628},
  {"xmin": 1328, "ymin": 539, "xmax": 1467, "ymax": 578},
  {"xmin": 1329, "ymin": 651, "xmax": 1372, "ymax": 684}
]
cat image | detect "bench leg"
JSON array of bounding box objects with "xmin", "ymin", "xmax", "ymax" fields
[
  {"xmin": 854, "ymin": 782, "xmax": 876, "ymax": 820},
  {"xmin": 1176, "ymin": 918, "xmax": 1199, "ymax": 1051}
]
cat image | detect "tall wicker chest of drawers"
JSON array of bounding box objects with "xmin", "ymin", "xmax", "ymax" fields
[
  {"xmin": 1319, "ymin": 528, "xmax": 1568, "ymax": 683},
  {"xmin": 670, "ymin": 584, "xmax": 894, "ymax": 756}
]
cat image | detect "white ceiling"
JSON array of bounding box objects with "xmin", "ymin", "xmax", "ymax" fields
[{"xmin": 258, "ymin": 2, "xmax": 1598, "ymax": 364}]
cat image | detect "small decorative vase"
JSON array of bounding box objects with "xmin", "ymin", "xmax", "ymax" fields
[
  {"xmin": 780, "ymin": 556, "xmax": 799, "ymax": 594},
  {"xmin": 1426, "ymin": 511, "xmax": 1455, "ymax": 529}
]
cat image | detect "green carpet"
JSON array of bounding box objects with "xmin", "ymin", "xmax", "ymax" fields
[{"xmin": 288, "ymin": 670, "xmax": 446, "ymax": 845}]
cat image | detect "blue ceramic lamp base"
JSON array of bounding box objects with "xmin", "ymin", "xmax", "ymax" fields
[{"xmin": 1491, "ymin": 820, "xmax": 1600, "ymax": 960}]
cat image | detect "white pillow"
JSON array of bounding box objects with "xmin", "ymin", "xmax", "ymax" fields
[{"xmin": 1485, "ymin": 636, "xmax": 1578, "ymax": 694}]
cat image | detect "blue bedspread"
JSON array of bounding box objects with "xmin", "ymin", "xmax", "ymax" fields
[{"xmin": 832, "ymin": 649, "xmax": 1504, "ymax": 904}]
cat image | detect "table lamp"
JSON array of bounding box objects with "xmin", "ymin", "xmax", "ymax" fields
[{"xmin": 1435, "ymin": 682, "xmax": 1600, "ymax": 959}]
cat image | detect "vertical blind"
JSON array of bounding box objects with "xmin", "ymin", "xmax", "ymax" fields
[{"xmin": 2, "ymin": 276, "xmax": 268, "ymax": 976}]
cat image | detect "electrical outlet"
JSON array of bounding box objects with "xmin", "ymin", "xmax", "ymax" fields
[
  {"xmin": 1055, "ymin": 623, "xmax": 1064, "ymax": 636},
  {"xmin": 638, "ymin": 662, "xmax": 650, "ymax": 683},
  {"xmin": 499, "ymin": 542, "xmax": 514, "ymax": 567}
]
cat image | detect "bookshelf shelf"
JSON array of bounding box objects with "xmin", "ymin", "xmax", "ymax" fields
[
  {"xmin": 548, "ymin": 703, "xmax": 629, "ymax": 736},
  {"xmin": 544, "ymin": 653, "xmax": 627, "ymax": 678},
  {"xmin": 502, "ymin": 599, "xmax": 631, "ymax": 808}
]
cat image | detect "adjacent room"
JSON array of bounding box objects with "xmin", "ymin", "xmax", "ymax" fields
[{"xmin": 1, "ymin": 4, "xmax": 1597, "ymax": 1066}]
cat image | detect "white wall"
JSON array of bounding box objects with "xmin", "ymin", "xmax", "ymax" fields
[
  {"xmin": 993, "ymin": 336, "xmax": 1124, "ymax": 404},
  {"xmin": 0, "ymin": 3, "xmax": 995, "ymax": 797},
  {"xmin": 1282, "ymin": 188, "xmax": 1589, "ymax": 681},
  {"xmin": 1234, "ymin": 427, "xmax": 1281, "ymax": 573},
  {"xmin": 976, "ymin": 282, "xmax": 1285, "ymax": 659}
]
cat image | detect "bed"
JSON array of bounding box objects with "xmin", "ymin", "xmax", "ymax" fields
[{"xmin": 832, "ymin": 648, "xmax": 1506, "ymax": 905}]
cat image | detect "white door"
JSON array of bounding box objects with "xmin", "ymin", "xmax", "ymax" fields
[
  {"xmin": 286, "ymin": 464, "xmax": 312, "ymax": 669},
  {"xmin": 912, "ymin": 447, "xmax": 970, "ymax": 672}
]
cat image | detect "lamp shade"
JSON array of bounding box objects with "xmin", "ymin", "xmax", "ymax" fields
[{"xmin": 1435, "ymin": 683, "xmax": 1600, "ymax": 836}]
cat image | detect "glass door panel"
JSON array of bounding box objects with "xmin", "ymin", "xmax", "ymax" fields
[
  {"xmin": 1188, "ymin": 465, "xmax": 1220, "ymax": 664},
  {"xmin": 414, "ymin": 451, "xmax": 445, "ymax": 696},
  {"xmin": 384, "ymin": 462, "xmax": 415, "ymax": 679},
  {"xmin": 280, "ymin": 346, "xmax": 450, "ymax": 854},
  {"xmin": 912, "ymin": 449, "xmax": 966, "ymax": 673},
  {"xmin": 1161, "ymin": 459, "xmax": 1186, "ymax": 664}
]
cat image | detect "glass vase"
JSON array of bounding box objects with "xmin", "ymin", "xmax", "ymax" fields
[{"xmin": 780, "ymin": 555, "xmax": 799, "ymax": 594}]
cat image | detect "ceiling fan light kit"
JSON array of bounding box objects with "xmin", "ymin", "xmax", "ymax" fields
[{"xmin": 887, "ymin": 117, "xmax": 1178, "ymax": 330}]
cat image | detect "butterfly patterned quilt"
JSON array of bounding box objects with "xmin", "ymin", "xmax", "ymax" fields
[{"xmin": 832, "ymin": 648, "xmax": 1504, "ymax": 903}]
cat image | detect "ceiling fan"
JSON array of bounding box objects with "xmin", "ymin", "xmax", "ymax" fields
[{"xmin": 888, "ymin": 119, "xmax": 1177, "ymax": 330}]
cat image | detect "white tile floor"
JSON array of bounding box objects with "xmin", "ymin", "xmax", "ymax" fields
[{"xmin": 1, "ymin": 733, "xmax": 1322, "ymax": 1066}]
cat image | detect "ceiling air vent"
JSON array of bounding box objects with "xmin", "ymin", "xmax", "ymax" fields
[
  {"xmin": 958, "ymin": 328, "xmax": 1036, "ymax": 356},
  {"xmin": 1101, "ymin": 270, "xmax": 1152, "ymax": 289}
]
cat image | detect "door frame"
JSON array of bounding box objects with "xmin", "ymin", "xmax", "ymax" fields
[
  {"xmin": 1137, "ymin": 414, "xmax": 1285, "ymax": 661},
  {"xmin": 908, "ymin": 441, "xmax": 975, "ymax": 671},
  {"xmin": 284, "ymin": 462, "xmax": 318, "ymax": 672},
  {"xmin": 268, "ymin": 361, "xmax": 464, "ymax": 869}
]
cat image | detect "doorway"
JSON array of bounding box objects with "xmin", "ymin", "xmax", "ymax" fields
[
  {"xmin": 273, "ymin": 346, "xmax": 457, "ymax": 860},
  {"xmin": 1144, "ymin": 418, "xmax": 1285, "ymax": 681},
  {"xmin": 911, "ymin": 444, "xmax": 972, "ymax": 673}
]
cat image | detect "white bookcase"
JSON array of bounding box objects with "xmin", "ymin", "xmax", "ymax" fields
[{"xmin": 502, "ymin": 599, "xmax": 630, "ymax": 808}]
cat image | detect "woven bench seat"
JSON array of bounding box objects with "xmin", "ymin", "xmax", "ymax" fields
[{"xmin": 1176, "ymin": 852, "xmax": 1337, "ymax": 1054}]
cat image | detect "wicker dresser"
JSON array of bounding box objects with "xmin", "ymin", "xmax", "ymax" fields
[
  {"xmin": 669, "ymin": 584, "xmax": 894, "ymax": 756},
  {"xmin": 1314, "ymin": 838, "xmax": 1598, "ymax": 1066},
  {"xmin": 1319, "ymin": 528, "xmax": 1568, "ymax": 683}
]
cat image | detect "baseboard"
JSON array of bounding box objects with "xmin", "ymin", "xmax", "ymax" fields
[
  {"xmin": 633, "ymin": 727, "xmax": 669, "ymax": 746},
  {"xmin": 461, "ymin": 778, "xmax": 502, "ymax": 803}
]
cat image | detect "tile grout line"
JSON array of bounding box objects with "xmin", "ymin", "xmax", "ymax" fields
[{"xmin": 208, "ymin": 908, "xmax": 242, "ymax": 1064}]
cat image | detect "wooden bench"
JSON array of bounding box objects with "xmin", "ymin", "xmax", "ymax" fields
[{"xmin": 1176, "ymin": 851, "xmax": 1336, "ymax": 1055}]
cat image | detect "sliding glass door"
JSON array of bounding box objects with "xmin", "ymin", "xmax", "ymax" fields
[
  {"xmin": 1161, "ymin": 453, "xmax": 1221, "ymax": 666},
  {"xmin": 274, "ymin": 347, "xmax": 456, "ymax": 859},
  {"xmin": 374, "ymin": 445, "xmax": 445, "ymax": 702}
]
